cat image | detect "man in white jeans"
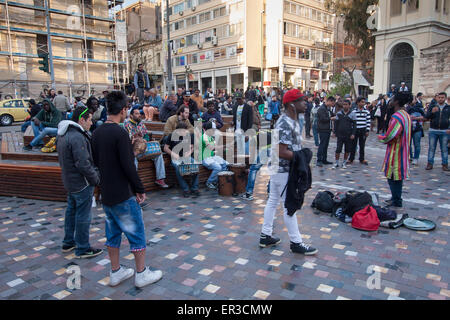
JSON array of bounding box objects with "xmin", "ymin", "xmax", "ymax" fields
[{"xmin": 260, "ymin": 89, "xmax": 318, "ymax": 255}]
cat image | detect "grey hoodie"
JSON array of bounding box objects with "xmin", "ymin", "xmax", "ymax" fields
[{"xmin": 56, "ymin": 120, "xmax": 100, "ymax": 193}]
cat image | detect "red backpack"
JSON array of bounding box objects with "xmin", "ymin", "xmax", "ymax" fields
[{"xmin": 351, "ymin": 205, "xmax": 380, "ymax": 231}]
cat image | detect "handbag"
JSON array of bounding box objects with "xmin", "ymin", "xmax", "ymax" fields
[
  {"xmin": 136, "ymin": 141, "xmax": 162, "ymax": 160},
  {"xmin": 374, "ymin": 107, "xmax": 381, "ymax": 117},
  {"xmin": 265, "ymin": 113, "xmax": 273, "ymax": 121},
  {"xmin": 351, "ymin": 205, "xmax": 380, "ymax": 231}
]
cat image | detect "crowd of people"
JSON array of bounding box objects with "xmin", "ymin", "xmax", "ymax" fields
[{"xmin": 16, "ymin": 72, "xmax": 449, "ymax": 290}]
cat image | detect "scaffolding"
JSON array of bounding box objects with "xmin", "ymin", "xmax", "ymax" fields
[{"xmin": 0, "ymin": 0, "xmax": 126, "ymax": 98}]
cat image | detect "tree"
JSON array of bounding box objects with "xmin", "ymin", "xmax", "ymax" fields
[
  {"xmin": 325, "ymin": 0, "xmax": 377, "ymax": 83},
  {"xmin": 329, "ymin": 71, "xmax": 353, "ymax": 98}
]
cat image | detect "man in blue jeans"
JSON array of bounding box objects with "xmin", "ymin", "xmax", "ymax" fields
[
  {"xmin": 57, "ymin": 106, "xmax": 102, "ymax": 258},
  {"xmin": 23, "ymin": 99, "xmax": 61, "ymax": 151},
  {"xmin": 425, "ymin": 92, "xmax": 450, "ymax": 171},
  {"xmin": 92, "ymin": 91, "xmax": 163, "ymax": 288},
  {"xmin": 163, "ymin": 121, "xmax": 200, "ymax": 198}
]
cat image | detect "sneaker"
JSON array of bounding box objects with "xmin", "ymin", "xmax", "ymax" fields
[
  {"xmin": 323, "ymin": 161, "xmax": 333, "ymax": 165},
  {"xmin": 109, "ymin": 265, "xmax": 134, "ymax": 287},
  {"xmin": 183, "ymin": 191, "xmax": 190, "ymax": 198},
  {"xmin": 290, "ymin": 242, "xmax": 318, "ymax": 255},
  {"xmin": 342, "ymin": 162, "xmax": 347, "ymax": 169},
  {"xmin": 75, "ymin": 248, "xmax": 103, "ymax": 259},
  {"xmin": 443, "ymin": 165, "xmax": 449, "ymax": 172},
  {"xmin": 62, "ymin": 244, "xmax": 75, "ymax": 253},
  {"xmin": 360, "ymin": 160, "xmax": 368, "ymax": 165},
  {"xmin": 426, "ymin": 163, "xmax": 433, "ymax": 170},
  {"xmin": 155, "ymin": 179, "xmax": 169, "ymax": 188},
  {"xmin": 23, "ymin": 145, "xmax": 32, "ymax": 151},
  {"xmin": 135, "ymin": 267, "xmax": 163, "ymax": 288},
  {"xmin": 241, "ymin": 193, "xmax": 254, "ymax": 201},
  {"xmin": 259, "ymin": 234, "xmax": 281, "ymax": 248},
  {"xmin": 191, "ymin": 190, "xmax": 200, "ymax": 198},
  {"xmin": 140, "ymin": 202, "xmax": 150, "ymax": 209},
  {"xmin": 316, "ymin": 162, "xmax": 323, "ymax": 167},
  {"xmin": 333, "ymin": 162, "xmax": 339, "ymax": 169},
  {"xmin": 206, "ymin": 182, "xmax": 217, "ymax": 190}
]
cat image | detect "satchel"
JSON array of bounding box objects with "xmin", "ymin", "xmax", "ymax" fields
[
  {"xmin": 374, "ymin": 107, "xmax": 381, "ymax": 117},
  {"xmin": 351, "ymin": 205, "xmax": 380, "ymax": 231},
  {"xmin": 136, "ymin": 141, "xmax": 162, "ymax": 160}
]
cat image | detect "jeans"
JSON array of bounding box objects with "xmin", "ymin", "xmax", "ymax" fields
[
  {"xmin": 387, "ymin": 179, "xmax": 403, "ymax": 207},
  {"xmin": 262, "ymin": 172, "xmax": 303, "ymax": 243},
  {"xmin": 317, "ymin": 131, "xmax": 331, "ymax": 163},
  {"xmin": 246, "ymin": 149, "xmax": 270, "ymax": 194},
  {"xmin": 30, "ymin": 122, "xmax": 58, "ymax": 147},
  {"xmin": 410, "ymin": 130, "xmax": 422, "ymax": 160},
  {"xmin": 305, "ymin": 116, "xmax": 311, "ymax": 137},
  {"xmin": 349, "ymin": 129, "xmax": 367, "ymax": 162},
  {"xmin": 202, "ymin": 156, "xmax": 228, "ymax": 185},
  {"xmin": 312, "ymin": 122, "xmax": 319, "ymax": 146},
  {"xmin": 172, "ymin": 158, "xmax": 199, "ymax": 192},
  {"xmin": 21, "ymin": 120, "xmax": 31, "ymax": 133},
  {"xmin": 103, "ymin": 197, "xmax": 146, "ymax": 252},
  {"xmin": 428, "ymin": 131, "xmax": 448, "ymax": 165},
  {"xmin": 298, "ymin": 114, "xmax": 305, "ymax": 137},
  {"xmin": 134, "ymin": 154, "xmax": 165, "ymax": 180},
  {"xmin": 63, "ymin": 186, "xmax": 94, "ymax": 255}
]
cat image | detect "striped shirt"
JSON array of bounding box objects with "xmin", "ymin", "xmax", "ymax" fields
[{"xmin": 354, "ymin": 108, "xmax": 371, "ymax": 131}]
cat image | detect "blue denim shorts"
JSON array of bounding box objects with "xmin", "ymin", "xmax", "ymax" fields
[{"xmin": 103, "ymin": 197, "xmax": 146, "ymax": 252}]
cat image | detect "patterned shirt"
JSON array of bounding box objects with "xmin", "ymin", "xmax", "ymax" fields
[
  {"xmin": 354, "ymin": 107, "xmax": 371, "ymax": 131},
  {"xmin": 123, "ymin": 119, "xmax": 149, "ymax": 141},
  {"xmin": 272, "ymin": 114, "xmax": 302, "ymax": 173}
]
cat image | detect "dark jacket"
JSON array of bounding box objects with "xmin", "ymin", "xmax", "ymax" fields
[
  {"xmin": 232, "ymin": 103, "xmax": 253, "ymax": 132},
  {"xmin": 283, "ymin": 149, "xmax": 313, "ymax": 216},
  {"xmin": 317, "ymin": 104, "xmax": 332, "ymax": 132},
  {"xmin": 56, "ymin": 120, "xmax": 100, "ymax": 193},
  {"xmin": 160, "ymin": 99, "xmax": 177, "ymax": 122},
  {"xmin": 35, "ymin": 99, "xmax": 62, "ymax": 128},
  {"xmin": 334, "ymin": 110, "xmax": 356, "ymax": 138},
  {"xmin": 177, "ymin": 99, "xmax": 199, "ymax": 125},
  {"xmin": 425, "ymin": 103, "xmax": 450, "ymax": 130},
  {"xmin": 201, "ymin": 110, "xmax": 223, "ymax": 129}
]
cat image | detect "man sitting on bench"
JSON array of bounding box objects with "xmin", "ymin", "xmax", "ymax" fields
[
  {"xmin": 124, "ymin": 107, "xmax": 169, "ymax": 189},
  {"xmin": 24, "ymin": 99, "xmax": 62, "ymax": 151}
]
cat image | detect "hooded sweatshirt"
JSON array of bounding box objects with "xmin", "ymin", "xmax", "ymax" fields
[
  {"xmin": 35, "ymin": 98, "xmax": 62, "ymax": 128},
  {"xmin": 56, "ymin": 120, "xmax": 99, "ymax": 193}
]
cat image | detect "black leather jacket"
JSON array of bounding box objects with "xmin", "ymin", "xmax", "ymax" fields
[{"xmin": 426, "ymin": 104, "xmax": 450, "ymax": 130}]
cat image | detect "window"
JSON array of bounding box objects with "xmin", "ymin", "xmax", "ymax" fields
[
  {"xmin": 82, "ymin": 40, "xmax": 94, "ymax": 59},
  {"xmin": 199, "ymin": 11, "xmax": 211, "ymax": 23},
  {"xmin": 407, "ymin": 0, "xmax": 419, "ymax": 12},
  {"xmin": 156, "ymin": 53, "xmax": 161, "ymax": 67},
  {"xmin": 302, "ymin": 7, "xmax": 310, "ymax": 18},
  {"xmin": 284, "ymin": 45, "xmax": 290, "ymax": 57},
  {"xmin": 284, "ymin": 1, "xmax": 290, "ymax": 13},
  {"xmin": 298, "ymin": 26, "xmax": 309, "ymax": 40},
  {"xmin": 185, "ymin": 0, "xmax": 194, "ymax": 9},
  {"xmin": 214, "ymin": 48, "xmax": 226, "ymax": 60},
  {"xmin": 391, "ymin": 0, "xmax": 402, "ymax": 16},
  {"xmin": 322, "ymin": 52, "xmax": 331, "ymax": 63},
  {"xmin": 298, "ymin": 48, "xmax": 310, "ymax": 59},
  {"xmin": 213, "ymin": 6, "xmax": 226, "ymax": 18},
  {"xmin": 227, "ymin": 46, "xmax": 237, "ymax": 58},
  {"xmin": 290, "ymin": 3, "xmax": 297, "ymax": 15},
  {"xmin": 310, "ymin": 29, "xmax": 322, "ymax": 41},
  {"xmin": 199, "ymin": 51, "xmax": 212, "ymax": 62},
  {"xmin": 290, "ymin": 46, "xmax": 296, "ymax": 58},
  {"xmin": 14, "ymin": 100, "xmax": 25, "ymax": 108},
  {"xmin": 186, "ymin": 34, "xmax": 198, "ymax": 46},
  {"xmin": 173, "ymin": 3, "xmax": 185, "ymax": 15},
  {"xmin": 36, "ymin": 34, "xmax": 48, "ymax": 56},
  {"xmin": 198, "ymin": 0, "xmax": 210, "ymax": 5},
  {"xmin": 311, "ymin": 9, "xmax": 317, "ymax": 21}
]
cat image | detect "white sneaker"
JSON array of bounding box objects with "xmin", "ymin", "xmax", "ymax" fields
[
  {"xmin": 412, "ymin": 159, "xmax": 418, "ymax": 165},
  {"xmin": 342, "ymin": 162, "xmax": 347, "ymax": 169},
  {"xmin": 333, "ymin": 162, "xmax": 339, "ymax": 169},
  {"xmin": 109, "ymin": 265, "xmax": 134, "ymax": 287},
  {"xmin": 135, "ymin": 267, "xmax": 163, "ymax": 288}
]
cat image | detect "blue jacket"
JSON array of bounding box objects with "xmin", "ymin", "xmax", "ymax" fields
[
  {"xmin": 201, "ymin": 110, "xmax": 223, "ymax": 129},
  {"xmin": 268, "ymin": 101, "xmax": 280, "ymax": 115}
]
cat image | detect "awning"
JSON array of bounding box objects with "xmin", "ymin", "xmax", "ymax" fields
[{"xmin": 353, "ymin": 69, "xmax": 371, "ymax": 87}]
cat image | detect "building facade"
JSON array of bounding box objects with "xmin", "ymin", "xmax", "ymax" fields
[
  {"xmin": 372, "ymin": 0, "xmax": 450, "ymax": 96},
  {"xmin": 161, "ymin": 0, "xmax": 334, "ymax": 94},
  {"xmin": 129, "ymin": 39, "xmax": 164, "ymax": 90},
  {"xmin": 0, "ymin": 0, "xmax": 127, "ymax": 99}
]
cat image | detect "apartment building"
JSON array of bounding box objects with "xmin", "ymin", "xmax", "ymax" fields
[
  {"xmin": 0, "ymin": 0, "xmax": 126, "ymax": 99},
  {"xmin": 266, "ymin": 0, "xmax": 334, "ymax": 91},
  {"xmin": 372, "ymin": 0, "xmax": 450, "ymax": 96},
  {"xmin": 162, "ymin": 0, "xmax": 334, "ymax": 93}
]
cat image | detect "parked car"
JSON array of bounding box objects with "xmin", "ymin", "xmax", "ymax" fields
[{"xmin": 0, "ymin": 99, "xmax": 30, "ymax": 126}]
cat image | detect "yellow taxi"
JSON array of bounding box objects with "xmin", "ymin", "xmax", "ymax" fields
[{"xmin": 0, "ymin": 99, "xmax": 31, "ymax": 126}]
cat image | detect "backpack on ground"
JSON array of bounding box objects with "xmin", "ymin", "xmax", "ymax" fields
[
  {"xmin": 342, "ymin": 191, "xmax": 373, "ymax": 217},
  {"xmin": 311, "ymin": 191, "xmax": 335, "ymax": 213},
  {"xmin": 373, "ymin": 205, "xmax": 397, "ymax": 222},
  {"xmin": 351, "ymin": 205, "xmax": 380, "ymax": 231}
]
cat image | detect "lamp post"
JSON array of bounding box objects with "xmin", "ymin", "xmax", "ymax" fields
[
  {"xmin": 166, "ymin": 0, "xmax": 173, "ymax": 94},
  {"xmin": 260, "ymin": 10, "xmax": 264, "ymax": 87}
]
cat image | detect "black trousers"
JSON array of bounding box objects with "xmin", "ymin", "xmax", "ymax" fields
[
  {"xmin": 305, "ymin": 116, "xmax": 311, "ymax": 137},
  {"xmin": 377, "ymin": 117, "xmax": 385, "ymax": 134},
  {"xmin": 349, "ymin": 129, "xmax": 367, "ymax": 162},
  {"xmin": 317, "ymin": 131, "xmax": 331, "ymax": 163}
]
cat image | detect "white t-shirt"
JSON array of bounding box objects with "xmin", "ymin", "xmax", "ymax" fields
[{"xmin": 236, "ymin": 104, "xmax": 244, "ymax": 130}]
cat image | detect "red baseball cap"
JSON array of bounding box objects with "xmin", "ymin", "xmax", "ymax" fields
[{"xmin": 283, "ymin": 89, "xmax": 304, "ymax": 104}]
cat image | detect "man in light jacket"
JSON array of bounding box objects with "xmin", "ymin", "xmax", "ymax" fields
[
  {"xmin": 56, "ymin": 106, "xmax": 103, "ymax": 259},
  {"xmin": 53, "ymin": 91, "xmax": 71, "ymax": 120}
]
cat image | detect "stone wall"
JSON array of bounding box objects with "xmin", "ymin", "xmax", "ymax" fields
[{"xmin": 418, "ymin": 41, "xmax": 450, "ymax": 101}]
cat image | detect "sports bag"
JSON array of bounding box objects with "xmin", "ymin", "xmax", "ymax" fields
[
  {"xmin": 351, "ymin": 205, "xmax": 380, "ymax": 231},
  {"xmin": 342, "ymin": 191, "xmax": 373, "ymax": 217},
  {"xmin": 311, "ymin": 191, "xmax": 335, "ymax": 213},
  {"xmin": 373, "ymin": 205, "xmax": 397, "ymax": 222}
]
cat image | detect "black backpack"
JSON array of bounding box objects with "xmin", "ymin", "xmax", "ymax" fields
[
  {"xmin": 342, "ymin": 191, "xmax": 373, "ymax": 217},
  {"xmin": 311, "ymin": 191, "xmax": 335, "ymax": 213}
]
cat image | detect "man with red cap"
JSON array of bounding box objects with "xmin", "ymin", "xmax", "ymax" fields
[{"xmin": 259, "ymin": 89, "xmax": 318, "ymax": 255}]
